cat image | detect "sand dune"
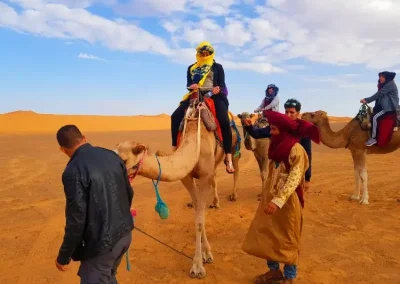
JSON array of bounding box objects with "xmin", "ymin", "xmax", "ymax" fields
[{"xmin": 0, "ymin": 110, "xmax": 351, "ymax": 135}]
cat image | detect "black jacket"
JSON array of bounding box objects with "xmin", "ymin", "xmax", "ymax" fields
[
  {"xmin": 57, "ymin": 143, "xmax": 134, "ymax": 265},
  {"xmin": 186, "ymin": 61, "xmax": 228, "ymax": 95}
]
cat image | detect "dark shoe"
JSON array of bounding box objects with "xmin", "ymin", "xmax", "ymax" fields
[{"xmin": 254, "ymin": 270, "xmax": 285, "ymax": 284}]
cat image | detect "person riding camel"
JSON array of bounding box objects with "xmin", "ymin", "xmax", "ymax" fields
[
  {"xmin": 360, "ymin": 71, "xmax": 399, "ymax": 147},
  {"xmin": 170, "ymin": 41, "xmax": 235, "ymax": 174},
  {"xmin": 254, "ymin": 84, "xmax": 280, "ymax": 117}
]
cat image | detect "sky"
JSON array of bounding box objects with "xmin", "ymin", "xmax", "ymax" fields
[{"xmin": 1, "ymin": 0, "xmax": 400, "ymax": 117}]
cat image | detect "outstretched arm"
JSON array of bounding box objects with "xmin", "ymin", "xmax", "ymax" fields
[
  {"xmin": 244, "ymin": 125, "xmax": 271, "ymax": 139},
  {"xmin": 254, "ymin": 99, "xmax": 265, "ymax": 112},
  {"xmin": 365, "ymin": 83, "xmax": 392, "ymax": 103}
]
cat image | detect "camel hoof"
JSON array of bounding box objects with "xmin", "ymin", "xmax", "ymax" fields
[
  {"xmin": 209, "ymin": 204, "xmax": 220, "ymax": 209},
  {"xmin": 189, "ymin": 264, "xmax": 206, "ymax": 279},
  {"xmin": 349, "ymin": 195, "xmax": 360, "ymax": 201},
  {"xmin": 187, "ymin": 203, "xmax": 194, "ymax": 208},
  {"xmin": 359, "ymin": 199, "xmax": 369, "ymax": 205},
  {"xmin": 228, "ymin": 194, "xmax": 237, "ymax": 202},
  {"xmin": 202, "ymin": 251, "xmax": 214, "ymax": 264}
]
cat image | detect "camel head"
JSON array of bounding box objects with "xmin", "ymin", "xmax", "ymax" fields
[
  {"xmin": 301, "ymin": 110, "xmax": 329, "ymax": 126},
  {"xmin": 114, "ymin": 141, "xmax": 149, "ymax": 181},
  {"xmin": 237, "ymin": 112, "xmax": 269, "ymax": 150}
]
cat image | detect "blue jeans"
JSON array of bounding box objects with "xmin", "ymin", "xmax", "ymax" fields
[{"xmin": 267, "ymin": 260, "xmax": 297, "ymax": 279}]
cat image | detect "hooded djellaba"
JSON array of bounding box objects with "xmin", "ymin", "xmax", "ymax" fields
[{"xmin": 242, "ymin": 111, "xmax": 320, "ymax": 283}]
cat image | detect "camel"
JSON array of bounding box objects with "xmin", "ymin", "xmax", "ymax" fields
[
  {"xmin": 301, "ymin": 108, "xmax": 400, "ymax": 205},
  {"xmin": 237, "ymin": 112, "xmax": 270, "ymax": 199},
  {"xmin": 114, "ymin": 99, "xmax": 241, "ymax": 279}
]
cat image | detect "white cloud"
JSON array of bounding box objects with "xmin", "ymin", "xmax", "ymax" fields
[
  {"xmin": 3, "ymin": 0, "xmax": 400, "ymax": 75},
  {"xmin": 78, "ymin": 53, "xmax": 106, "ymax": 61},
  {"xmin": 251, "ymin": 0, "xmax": 400, "ymax": 69},
  {"xmin": 303, "ymin": 74, "xmax": 374, "ymax": 91},
  {"xmin": 112, "ymin": 0, "xmax": 187, "ymax": 16},
  {"xmin": 187, "ymin": 0, "xmax": 236, "ymax": 15},
  {"xmin": 0, "ymin": 0, "xmax": 171, "ymax": 56}
]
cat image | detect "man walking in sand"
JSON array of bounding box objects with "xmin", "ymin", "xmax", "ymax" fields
[{"xmin": 55, "ymin": 125, "xmax": 134, "ymax": 284}]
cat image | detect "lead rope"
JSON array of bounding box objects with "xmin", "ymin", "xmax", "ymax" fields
[
  {"xmin": 152, "ymin": 154, "xmax": 169, "ymax": 220},
  {"xmin": 125, "ymin": 154, "xmax": 169, "ymax": 271}
]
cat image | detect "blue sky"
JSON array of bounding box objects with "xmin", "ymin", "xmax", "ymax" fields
[{"xmin": 1, "ymin": 0, "xmax": 399, "ymax": 117}]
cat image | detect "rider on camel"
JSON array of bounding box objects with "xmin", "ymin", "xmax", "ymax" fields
[
  {"xmin": 360, "ymin": 71, "xmax": 398, "ymax": 147},
  {"xmin": 254, "ymin": 84, "xmax": 280, "ymax": 117},
  {"xmin": 170, "ymin": 41, "xmax": 235, "ymax": 173}
]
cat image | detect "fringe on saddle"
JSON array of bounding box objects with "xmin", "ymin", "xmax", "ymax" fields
[
  {"xmin": 178, "ymin": 105, "xmax": 241, "ymax": 157},
  {"xmin": 356, "ymin": 104, "xmax": 400, "ymax": 131}
]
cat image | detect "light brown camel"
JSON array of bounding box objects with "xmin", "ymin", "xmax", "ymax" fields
[
  {"xmin": 301, "ymin": 109, "xmax": 400, "ymax": 205},
  {"xmin": 237, "ymin": 112, "xmax": 270, "ymax": 199},
  {"xmin": 114, "ymin": 103, "xmax": 240, "ymax": 279}
]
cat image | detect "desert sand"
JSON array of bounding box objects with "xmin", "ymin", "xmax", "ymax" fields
[{"xmin": 0, "ymin": 111, "xmax": 399, "ymax": 284}]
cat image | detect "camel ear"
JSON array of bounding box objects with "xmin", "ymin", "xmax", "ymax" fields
[
  {"xmin": 132, "ymin": 143, "xmax": 147, "ymax": 155},
  {"xmin": 237, "ymin": 114, "xmax": 242, "ymax": 119},
  {"xmin": 250, "ymin": 114, "xmax": 255, "ymax": 118}
]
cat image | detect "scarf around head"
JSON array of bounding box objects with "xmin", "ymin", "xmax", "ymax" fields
[
  {"xmin": 180, "ymin": 41, "xmax": 215, "ymax": 103},
  {"xmin": 265, "ymin": 111, "xmax": 320, "ymax": 208},
  {"xmin": 263, "ymin": 84, "xmax": 279, "ymax": 106},
  {"xmin": 189, "ymin": 41, "xmax": 215, "ymax": 87},
  {"xmin": 266, "ymin": 111, "xmax": 320, "ymax": 167}
]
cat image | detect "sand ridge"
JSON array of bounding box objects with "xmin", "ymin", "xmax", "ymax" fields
[{"xmin": 0, "ymin": 110, "xmax": 351, "ymax": 135}]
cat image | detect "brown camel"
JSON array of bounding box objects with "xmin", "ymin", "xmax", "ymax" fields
[
  {"xmin": 114, "ymin": 103, "xmax": 240, "ymax": 279},
  {"xmin": 301, "ymin": 108, "xmax": 400, "ymax": 205},
  {"xmin": 237, "ymin": 112, "xmax": 270, "ymax": 198}
]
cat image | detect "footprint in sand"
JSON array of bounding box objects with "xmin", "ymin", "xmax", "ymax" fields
[{"xmin": 2, "ymin": 156, "xmax": 49, "ymax": 193}]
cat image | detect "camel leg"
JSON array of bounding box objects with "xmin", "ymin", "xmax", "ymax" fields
[
  {"xmin": 255, "ymin": 155, "xmax": 267, "ymax": 200},
  {"xmin": 229, "ymin": 153, "xmax": 240, "ymax": 202},
  {"xmin": 190, "ymin": 176, "xmax": 212, "ymax": 279},
  {"xmin": 349, "ymin": 150, "xmax": 369, "ymax": 204},
  {"xmin": 211, "ymin": 174, "xmax": 220, "ymax": 209},
  {"xmin": 200, "ymin": 176, "xmax": 214, "ymax": 265},
  {"xmin": 358, "ymin": 153, "xmax": 369, "ymax": 205},
  {"xmin": 349, "ymin": 168, "xmax": 361, "ymax": 201},
  {"xmin": 183, "ymin": 176, "xmax": 198, "ymax": 209}
]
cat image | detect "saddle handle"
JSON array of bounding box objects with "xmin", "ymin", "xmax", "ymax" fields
[{"xmin": 187, "ymin": 86, "xmax": 213, "ymax": 103}]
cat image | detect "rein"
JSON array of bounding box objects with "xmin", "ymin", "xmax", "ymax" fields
[
  {"xmin": 128, "ymin": 150, "xmax": 147, "ymax": 181},
  {"xmin": 356, "ymin": 103, "xmax": 371, "ymax": 131}
]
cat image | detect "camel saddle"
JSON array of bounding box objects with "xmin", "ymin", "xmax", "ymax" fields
[
  {"xmin": 355, "ymin": 104, "xmax": 399, "ymax": 147},
  {"xmin": 176, "ymin": 91, "xmax": 235, "ymax": 147}
]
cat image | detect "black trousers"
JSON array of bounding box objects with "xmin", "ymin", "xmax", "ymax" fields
[{"xmin": 171, "ymin": 94, "xmax": 232, "ymax": 154}]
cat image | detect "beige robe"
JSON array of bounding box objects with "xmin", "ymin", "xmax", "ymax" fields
[{"xmin": 242, "ymin": 143, "xmax": 309, "ymax": 266}]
